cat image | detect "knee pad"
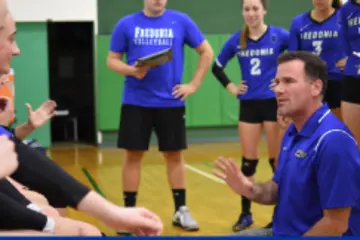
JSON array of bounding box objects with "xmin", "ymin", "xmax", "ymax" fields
[{"xmin": 241, "ymin": 157, "xmax": 259, "ymax": 177}]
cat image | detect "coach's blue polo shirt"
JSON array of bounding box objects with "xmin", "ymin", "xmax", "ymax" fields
[{"xmin": 272, "ymin": 104, "xmax": 360, "ymax": 236}]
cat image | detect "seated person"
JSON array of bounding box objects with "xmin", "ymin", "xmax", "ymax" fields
[{"xmin": 0, "ymin": 98, "xmax": 163, "ymax": 236}]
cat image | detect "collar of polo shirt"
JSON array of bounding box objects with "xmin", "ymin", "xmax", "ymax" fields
[{"xmin": 287, "ymin": 103, "xmax": 331, "ymax": 138}]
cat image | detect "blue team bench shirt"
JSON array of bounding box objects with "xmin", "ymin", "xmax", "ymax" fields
[
  {"xmin": 109, "ymin": 10, "xmax": 205, "ymax": 108},
  {"xmin": 288, "ymin": 10, "xmax": 345, "ymax": 81},
  {"xmin": 215, "ymin": 26, "xmax": 289, "ymax": 100},
  {"xmin": 339, "ymin": 0, "xmax": 360, "ymax": 77},
  {"xmin": 273, "ymin": 104, "xmax": 360, "ymax": 236}
]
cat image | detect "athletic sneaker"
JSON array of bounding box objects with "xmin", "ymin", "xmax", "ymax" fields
[
  {"xmin": 172, "ymin": 206, "xmax": 199, "ymax": 231},
  {"xmin": 232, "ymin": 213, "xmax": 253, "ymax": 232}
]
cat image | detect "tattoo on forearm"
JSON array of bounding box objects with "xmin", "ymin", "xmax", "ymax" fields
[{"xmin": 250, "ymin": 180, "xmax": 277, "ymax": 205}]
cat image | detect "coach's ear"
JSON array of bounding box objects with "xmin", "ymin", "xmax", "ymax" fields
[{"xmin": 311, "ymin": 79, "xmax": 322, "ymax": 97}]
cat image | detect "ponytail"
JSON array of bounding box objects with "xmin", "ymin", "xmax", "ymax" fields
[
  {"xmin": 332, "ymin": 0, "xmax": 343, "ymax": 9},
  {"xmin": 240, "ymin": 25, "xmax": 249, "ymax": 49},
  {"xmin": 240, "ymin": 0, "xmax": 267, "ymax": 49}
]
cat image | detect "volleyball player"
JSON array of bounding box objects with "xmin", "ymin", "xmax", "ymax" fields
[
  {"xmin": 212, "ymin": 0, "xmax": 288, "ymax": 232},
  {"xmin": 288, "ymin": 0, "xmax": 345, "ymax": 120},
  {"xmin": 339, "ymin": 0, "xmax": 360, "ymax": 147}
]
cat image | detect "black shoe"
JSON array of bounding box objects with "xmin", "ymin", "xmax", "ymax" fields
[
  {"xmin": 263, "ymin": 222, "xmax": 273, "ymax": 229},
  {"xmin": 232, "ymin": 213, "xmax": 253, "ymax": 232}
]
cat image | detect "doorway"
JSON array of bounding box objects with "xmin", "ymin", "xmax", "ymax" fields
[{"xmin": 47, "ymin": 21, "xmax": 96, "ymax": 145}]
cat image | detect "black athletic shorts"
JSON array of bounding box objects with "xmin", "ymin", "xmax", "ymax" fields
[
  {"xmin": 117, "ymin": 104, "xmax": 187, "ymax": 152},
  {"xmin": 239, "ymin": 98, "xmax": 277, "ymax": 123},
  {"xmin": 324, "ymin": 80, "xmax": 343, "ymax": 109},
  {"xmin": 343, "ymin": 76, "xmax": 360, "ymax": 104}
]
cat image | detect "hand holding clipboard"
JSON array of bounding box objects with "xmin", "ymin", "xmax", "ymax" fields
[
  {"xmin": 135, "ymin": 48, "xmax": 173, "ymax": 68},
  {"xmin": 131, "ymin": 48, "xmax": 173, "ymax": 79}
]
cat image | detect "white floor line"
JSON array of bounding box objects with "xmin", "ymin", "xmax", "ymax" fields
[{"xmin": 185, "ymin": 164, "xmax": 225, "ymax": 184}]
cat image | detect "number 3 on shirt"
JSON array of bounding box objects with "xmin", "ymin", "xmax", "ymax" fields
[
  {"xmin": 312, "ymin": 40, "xmax": 323, "ymax": 56},
  {"xmin": 250, "ymin": 58, "xmax": 261, "ymax": 76}
]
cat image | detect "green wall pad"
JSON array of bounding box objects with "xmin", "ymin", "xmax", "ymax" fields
[
  {"xmin": 12, "ymin": 23, "xmax": 50, "ymax": 147},
  {"xmin": 97, "ymin": 0, "xmax": 312, "ymax": 35}
]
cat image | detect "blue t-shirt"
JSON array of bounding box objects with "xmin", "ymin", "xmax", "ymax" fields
[
  {"xmin": 109, "ymin": 10, "xmax": 205, "ymax": 107},
  {"xmin": 273, "ymin": 104, "xmax": 360, "ymax": 236},
  {"xmin": 339, "ymin": 0, "xmax": 360, "ymax": 77},
  {"xmin": 215, "ymin": 26, "xmax": 289, "ymax": 100},
  {"xmin": 288, "ymin": 10, "xmax": 345, "ymax": 81}
]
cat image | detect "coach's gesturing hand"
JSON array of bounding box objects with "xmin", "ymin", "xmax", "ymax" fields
[{"xmin": 212, "ymin": 156, "xmax": 253, "ymax": 197}]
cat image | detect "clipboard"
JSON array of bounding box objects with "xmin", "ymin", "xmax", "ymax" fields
[{"xmin": 136, "ymin": 48, "xmax": 173, "ymax": 68}]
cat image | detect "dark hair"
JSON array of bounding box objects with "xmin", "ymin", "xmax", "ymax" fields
[
  {"xmin": 332, "ymin": 0, "xmax": 343, "ymax": 9},
  {"xmin": 240, "ymin": 0, "xmax": 267, "ymax": 49},
  {"xmin": 277, "ymin": 51, "xmax": 328, "ymax": 96}
]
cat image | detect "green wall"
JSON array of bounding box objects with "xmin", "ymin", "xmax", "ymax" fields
[
  {"xmin": 98, "ymin": 0, "xmax": 312, "ymax": 34},
  {"xmin": 96, "ymin": 0, "xmax": 313, "ymax": 131},
  {"xmin": 12, "ymin": 22, "xmax": 51, "ymax": 147}
]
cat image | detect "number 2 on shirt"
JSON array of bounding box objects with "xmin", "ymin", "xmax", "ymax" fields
[{"xmin": 250, "ymin": 58, "xmax": 261, "ymax": 76}]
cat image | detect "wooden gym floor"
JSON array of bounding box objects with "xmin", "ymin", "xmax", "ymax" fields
[{"xmin": 49, "ymin": 141, "xmax": 274, "ymax": 236}]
